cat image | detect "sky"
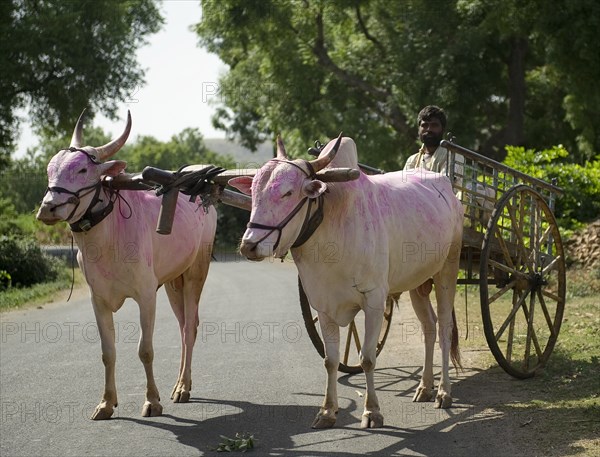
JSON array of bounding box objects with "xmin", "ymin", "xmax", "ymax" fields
[{"xmin": 15, "ymin": 0, "xmax": 227, "ymax": 158}]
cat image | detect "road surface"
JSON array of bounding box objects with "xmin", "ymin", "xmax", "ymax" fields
[{"xmin": 1, "ymin": 254, "xmax": 532, "ymax": 456}]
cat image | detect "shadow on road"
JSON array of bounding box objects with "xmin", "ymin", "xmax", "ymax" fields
[{"xmin": 113, "ymin": 361, "xmax": 590, "ymax": 456}]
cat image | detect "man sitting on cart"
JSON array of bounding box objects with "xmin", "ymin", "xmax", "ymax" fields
[{"xmin": 403, "ymin": 105, "xmax": 464, "ymax": 185}]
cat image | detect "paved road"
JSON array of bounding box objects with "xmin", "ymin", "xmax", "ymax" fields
[{"xmin": 1, "ymin": 254, "xmax": 528, "ymax": 457}]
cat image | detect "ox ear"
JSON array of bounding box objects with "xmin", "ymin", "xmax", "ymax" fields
[
  {"xmin": 303, "ymin": 179, "xmax": 327, "ymax": 199},
  {"xmin": 228, "ymin": 176, "xmax": 253, "ymax": 195},
  {"xmin": 100, "ymin": 160, "xmax": 127, "ymax": 177}
]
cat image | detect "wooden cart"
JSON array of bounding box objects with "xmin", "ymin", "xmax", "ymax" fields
[{"xmin": 112, "ymin": 140, "xmax": 565, "ymax": 379}]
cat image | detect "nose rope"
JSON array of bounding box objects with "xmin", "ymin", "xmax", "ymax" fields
[
  {"xmin": 245, "ymin": 159, "xmax": 322, "ymax": 254},
  {"xmin": 246, "ymin": 196, "xmax": 310, "ymax": 252},
  {"xmin": 44, "ymin": 182, "xmax": 102, "ymax": 223}
]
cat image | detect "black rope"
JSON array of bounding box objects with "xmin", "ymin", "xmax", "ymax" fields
[
  {"xmin": 114, "ymin": 190, "xmax": 133, "ymax": 220},
  {"xmin": 66, "ymin": 234, "xmax": 75, "ymax": 302},
  {"xmin": 464, "ymin": 283, "xmax": 469, "ymax": 340}
]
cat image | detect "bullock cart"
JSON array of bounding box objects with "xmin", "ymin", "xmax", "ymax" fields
[{"xmin": 108, "ymin": 139, "xmax": 565, "ymax": 379}]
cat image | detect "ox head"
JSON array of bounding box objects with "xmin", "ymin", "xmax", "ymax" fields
[
  {"xmin": 229, "ymin": 134, "xmax": 342, "ymax": 260},
  {"xmin": 36, "ymin": 110, "xmax": 131, "ymax": 226}
]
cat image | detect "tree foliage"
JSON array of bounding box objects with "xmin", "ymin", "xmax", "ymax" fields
[
  {"xmin": 196, "ymin": 0, "xmax": 599, "ymax": 167},
  {"xmin": 504, "ymin": 145, "xmax": 600, "ymax": 229},
  {"xmin": 0, "ymin": 0, "xmax": 164, "ymax": 154},
  {"xmin": 119, "ymin": 128, "xmax": 228, "ymax": 171}
]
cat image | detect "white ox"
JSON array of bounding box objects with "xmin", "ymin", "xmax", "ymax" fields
[
  {"xmin": 229, "ymin": 136, "xmax": 464, "ymax": 429},
  {"xmin": 36, "ymin": 112, "xmax": 217, "ymax": 419}
]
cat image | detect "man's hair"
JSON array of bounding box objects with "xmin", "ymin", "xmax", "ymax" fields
[{"xmin": 417, "ymin": 105, "xmax": 447, "ymax": 129}]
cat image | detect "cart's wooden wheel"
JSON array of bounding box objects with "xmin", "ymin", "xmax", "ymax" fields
[
  {"xmin": 480, "ymin": 184, "xmax": 566, "ymax": 378},
  {"xmin": 298, "ymin": 276, "xmax": 394, "ymax": 374}
]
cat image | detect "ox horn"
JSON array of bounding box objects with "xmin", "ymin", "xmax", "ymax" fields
[
  {"xmin": 276, "ymin": 134, "xmax": 288, "ymax": 159},
  {"xmin": 70, "ymin": 109, "xmax": 87, "ymax": 148},
  {"xmin": 94, "ymin": 110, "xmax": 132, "ymax": 161},
  {"xmin": 309, "ymin": 132, "xmax": 343, "ymax": 173}
]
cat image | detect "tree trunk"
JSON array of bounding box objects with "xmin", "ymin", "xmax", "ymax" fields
[
  {"xmin": 483, "ymin": 36, "xmax": 528, "ymax": 161},
  {"xmin": 506, "ymin": 36, "xmax": 528, "ymax": 147}
]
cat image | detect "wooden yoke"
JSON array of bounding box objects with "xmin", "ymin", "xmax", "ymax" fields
[
  {"xmin": 178, "ymin": 164, "xmax": 360, "ymax": 185},
  {"xmin": 102, "ymin": 164, "xmax": 359, "ymax": 234},
  {"xmin": 179, "ymin": 165, "xmax": 360, "ymax": 211}
]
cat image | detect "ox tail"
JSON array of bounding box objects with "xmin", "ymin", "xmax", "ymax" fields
[{"xmin": 451, "ymin": 308, "xmax": 463, "ymax": 372}]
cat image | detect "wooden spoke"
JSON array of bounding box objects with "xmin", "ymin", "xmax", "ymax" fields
[
  {"xmin": 523, "ymin": 294, "xmax": 534, "ymax": 368},
  {"xmin": 541, "ymin": 288, "xmax": 562, "ymax": 302},
  {"xmin": 505, "ymin": 200, "xmax": 535, "ymax": 273},
  {"xmin": 494, "ymin": 288, "xmax": 530, "ymax": 342},
  {"xmin": 487, "ymin": 279, "xmax": 517, "ymax": 305},
  {"xmin": 537, "ymin": 290, "xmax": 558, "ymax": 339},
  {"xmin": 342, "ymin": 321, "xmax": 361, "ymax": 366},
  {"xmin": 541, "ymin": 255, "xmax": 562, "ymax": 276},
  {"xmin": 352, "ymin": 322, "xmax": 362, "ymax": 352},
  {"xmin": 487, "ymin": 258, "xmax": 528, "ymax": 279}
]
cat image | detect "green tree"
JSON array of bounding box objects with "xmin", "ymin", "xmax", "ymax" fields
[
  {"xmin": 120, "ymin": 128, "xmax": 231, "ymax": 171},
  {"xmin": 196, "ymin": 0, "xmax": 599, "ymax": 166},
  {"xmin": 0, "ymin": 0, "xmax": 164, "ymax": 153},
  {"xmin": 457, "ymin": 0, "xmax": 600, "ymax": 162}
]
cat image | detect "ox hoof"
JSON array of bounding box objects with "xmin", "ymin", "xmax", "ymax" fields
[
  {"xmin": 311, "ymin": 413, "xmax": 337, "ymax": 429},
  {"xmin": 91, "ymin": 404, "xmax": 114, "ymax": 420},
  {"xmin": 142, "ymin": 401, "xmax": 163, "ymax": 417},
  {"xmin": 172, "ymin": 390, "xmax": 190, "ymax": 403},
  {"xmin": 412, "ymin": 386, "xmax": 433, "ymax": 403},
  {"xmin": 360, "ymin": 411, "xmax": 384, "ymax": 429},
  {"xmin": 435, "ymin": 393, "xmax": 453, "ymax": 409}
]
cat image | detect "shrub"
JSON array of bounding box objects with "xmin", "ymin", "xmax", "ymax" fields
[
  {"xmin": 504, "ymin": 145, "xmax": 600, "ymax": 229},
  {"xmin": 0, "ymin": 270, "xmax": 11, "ymax": 291},
  {"xmin": 0, "ymin": 236, "xmax": 62, "ymax": 288},
  {"xmin": 0, "ymin": 198, "xmax": 25, "ymax": 237}
]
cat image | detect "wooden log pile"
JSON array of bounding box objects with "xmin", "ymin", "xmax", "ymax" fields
[{"xmin": 565, "ymin": 219, "xmax": 600, "ymax": 270}]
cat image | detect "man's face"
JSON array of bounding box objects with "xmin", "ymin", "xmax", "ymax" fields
[{"xmin": 418, "ymin": 117, "xmax": 444, "ymax": 148}]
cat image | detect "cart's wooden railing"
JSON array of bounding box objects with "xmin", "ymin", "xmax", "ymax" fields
[
  {"xmin": 443, "ymin": 140, "xmax": 562, "ymax": 236},
  {"xmin": 442, "ymin": 140, "xmax": 564, "ymax": 283}
]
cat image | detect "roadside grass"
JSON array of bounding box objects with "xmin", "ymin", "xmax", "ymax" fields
[
  {"xmin": 455, "ymin": 268, "xmax": 600, "ymax": 457},
  {"xmin": 0, "ymin": 267, "xmax": 84, "ymax": 312}
]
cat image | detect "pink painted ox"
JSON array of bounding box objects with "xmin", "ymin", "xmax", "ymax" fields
[
  {"xmin": 229, "ymin": 136, "xmax": 464, "ymax": 429},
  {"xmin": 36, "ymin": 111, "xmax": 217, "ymax": 420}
]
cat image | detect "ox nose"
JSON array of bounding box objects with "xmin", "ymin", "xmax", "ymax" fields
[
  {"xmin": 36, "ymin": 202, "xmax": 60, "ymax": 224},
  {"xmin": 239, "ymin": 240, "xmax": 262, "ymax": 260}
]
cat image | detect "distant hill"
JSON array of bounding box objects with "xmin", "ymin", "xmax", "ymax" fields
[{"xmin": 204, "ymin": 138, "xmax": 273, "ymax": 167}]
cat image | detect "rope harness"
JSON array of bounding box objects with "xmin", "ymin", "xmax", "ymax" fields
[{"xmin": 43, "ymin": 147, "xmax": 131, "ymax": 232}]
